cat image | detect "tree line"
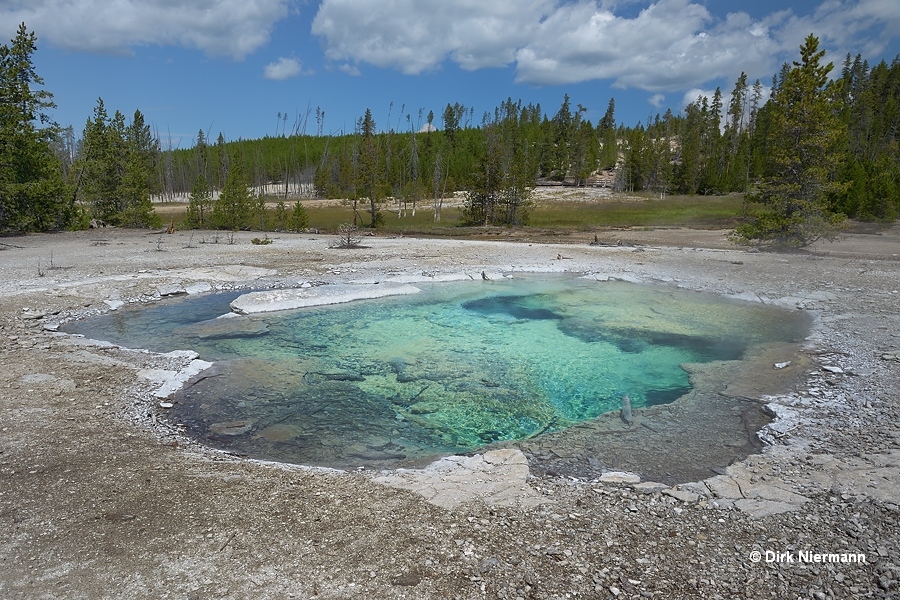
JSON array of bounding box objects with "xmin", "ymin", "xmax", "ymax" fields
[{"xmin": 2, "ymin": 24, "xmax": 898, "ymax": 247}]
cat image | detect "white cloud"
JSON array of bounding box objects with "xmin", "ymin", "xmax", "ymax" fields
[
  {"xmin": 514, "ymin": 0, "xmax": 781, "ymax": 90},
  {"xmin": 338, "ymin": 63, "xmax": 361, "ymax": 77},
  {"xmin": 264, "ymin": 56, "xmax": 304, "ymax": 80},
  {"xmin": 311, "ymin": 0, "xmax": 900, "ymax": 93},
  {"xmin": 1, "ymin": 0, "xmax": 291, "ymax": 59},
  {"xmin": 649, "ymin": 93, "xmax": 665, "ymax": 108},
  {"xmin": 771, "ymin": 0, "xmax": 900, "ymax": 60},
  {"xmin": 311, "ymin": 0, "xmax": 556, "ymax": 74},
  {"xmin": 682, "ymin": 88, "xmax": 716, "ymax": 108}
]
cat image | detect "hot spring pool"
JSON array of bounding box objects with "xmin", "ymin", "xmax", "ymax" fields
[{"xmin": 65, "ymin": 276, "xmax": 810, "ymax": 475}]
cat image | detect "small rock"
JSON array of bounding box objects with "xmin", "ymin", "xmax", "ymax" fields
[
  {"xmin": 184, "ymin": 282, "xmax": 212, "ymax": 295},
  {"xmin": 157, "ymin": 284, "xmax": 187, "ymax": 297},
  {"xmin": 210, "ymin": 421, "xmax": 253, "ymax": 436},
  {"xmin": 599, "ymin": 471, "xmax": 641, "ymax": 484},
  {"xmin": 391, "ymin": 571, "xmax": 422, "ymax": 587},
  {"xmin": 159, "ymin": 402, "xmax": 174, "ymax": 409},
  {"xmin": 822, "ymin": 365, "xmax": 844, "ymax": 374},
  {"xmin": 634, "ymin": 481, "xmax": 668, "ymax": 494},
  {"xmin": 774, "ymin": 361, "xmax": 792, "ymax": 369},
  {"xmin": 663, "ymin": 488, "xmax": 701, "ymax": 503},
  {"xmin": 478, "ymin": 557, "xmax": 500, "ymax": 573}
]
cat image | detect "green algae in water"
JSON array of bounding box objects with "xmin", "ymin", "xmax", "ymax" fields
[{"xmin": 65, "ymin": 277, "xmax": 809, "ymax": 469}]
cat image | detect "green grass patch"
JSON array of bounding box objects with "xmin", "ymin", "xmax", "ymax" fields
[
  {"xmin": 530, "ymin": 195, "xmax": 745, "ymax": 229},
  {"xmin": 157, "ymin": 194, "xmax": 746, "ymax": 234}
]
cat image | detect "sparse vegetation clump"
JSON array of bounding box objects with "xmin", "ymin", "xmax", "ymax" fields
[{"xmin": 331, "ymin": 223, "xmax": 362, "ymax": 249}]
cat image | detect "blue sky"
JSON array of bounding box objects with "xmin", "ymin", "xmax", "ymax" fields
[{"xmin": 4, "ymin": 0, "xmax": 899, "ymax": 148}]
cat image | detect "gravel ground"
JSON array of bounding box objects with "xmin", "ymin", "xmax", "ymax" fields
[{"xmin": 1, "ymin": 223, "xmax": 899, "ymax": 599}]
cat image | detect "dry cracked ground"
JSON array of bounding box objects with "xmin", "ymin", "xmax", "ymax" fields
[{"xmin": 1, "ymin": 223, "xmax": 899, "ymax": 599}]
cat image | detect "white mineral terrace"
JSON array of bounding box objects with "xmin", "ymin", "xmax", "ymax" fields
[{"xmin": 229, "ymin": 282, "xmax": 422, "ymax": 314}]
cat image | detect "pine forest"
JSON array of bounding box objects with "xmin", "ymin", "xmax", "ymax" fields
[{"xmin": 2, "ymin": 25, "xmax": 899, "ymax": 247}]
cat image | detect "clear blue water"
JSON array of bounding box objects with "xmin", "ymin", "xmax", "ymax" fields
[{"xmin": 65, "ymin": 276, "xmax": 809, "ymax": 469}]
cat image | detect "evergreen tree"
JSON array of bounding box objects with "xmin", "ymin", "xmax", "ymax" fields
[
  {"xmin": 464, "ymin": 100, "xmax": 535, "ymax": 225},
  {"xmin": 699, "ymin": 89, "xmax": 724, "ymax": 193},
  {"xmin": 722, "ymin": 73, "xmax": 750, "ymax": 192},
  {"xmin": 119, "ymin": 109, "xmax": 160, "ymax": 227},
  {"xmin": 75, "ymin": 101, "xmax": 159, "ymax": 227},
  {"xmin": 216, "ymin": 132, "xmax": 227, "ymax": 189},
  {"xmin": 195, "ymin": 129, "xmax": 208, "ymax": 180},
  {"xmin": 0, "ymin": 23, "xmax": 73, "ymax": 232},
  {"xmin": 357, "ymin": 108, "xmax": 384, "ymax": 227},
  {"xmin": 76, "ymin": 99, "xmax": 123, "ymax": 223},
  {"xmin": 185, "ymin": 172, "xmax": 212, "ymax": 228},
  {"xmin": 596, "ymin": 98, "xmax": 619, "ymax": 171},
  {"xmin": 598, "ymin": 98, "xmax": 616, "ymax": 132},
  {"xmin": 675, "ymin": 99, "xmax": 704, "ymax": 193},
  {"xmin": 441, "ymin": 103, "xmax": 462, "ymax": 145},
  {"xmin": 213, "ymin": 148, "xmax": 252, "ymax": 230},
  {"xmin": 547, "ymin": 94, "xmax": 574, "ymax": 180},
  {"xmin": 570, "ymin": 112, "xmax": 598, "ymax": 186},
  {"xmin": 273, "ymin": 200, "xmax": 288, "ymax": 230},
  {"xmin": 833, "ymin": 55, "xmax": 900, "ymax": 220},
  {"xmin": 253, "ymin": 191, "xmax": 268, "ymax": 231},
  {"xmin": 288, "ymin": 200, "xmax": 309, "ymax": 231},
  {"xmin": 734, "ymin": 35, "xmax": 847, "ymax": 247}
]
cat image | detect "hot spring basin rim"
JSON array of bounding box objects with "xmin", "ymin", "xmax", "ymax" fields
[{"xmin": 230, "ymin": 282, "xmax": 422, "ymax": 314}]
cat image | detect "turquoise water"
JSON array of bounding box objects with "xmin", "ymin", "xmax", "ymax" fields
[{"xmin": 65, "ymin": 276, "xmax": 809, "ymax": 468}]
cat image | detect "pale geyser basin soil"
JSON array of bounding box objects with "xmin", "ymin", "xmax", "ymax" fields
[{"xmin": 1, "ymin": 226, "xmax": 899, "ymax": 599}]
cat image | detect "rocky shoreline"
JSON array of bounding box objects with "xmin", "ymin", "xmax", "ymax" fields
[{"xmin": 1, "ymin": 227, "xmax": 898, "ymax": 598}]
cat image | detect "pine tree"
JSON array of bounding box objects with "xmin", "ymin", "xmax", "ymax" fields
[
  {"xmin": 0, "ymin": 23, "xmax": 73, "ymax": 232},
  {"xmin": 216, "ymin": 132, "xmax": 228, "ymax": 190},
  {"xmin": 185, "ymin": 173, "xmax": 212, "ymax": 228},
  {"xmin": 441, "ymin": 103, "xmax": 463, "ymax": 146},
  {"xmin": 699, "ymin": 89, "xmax": 724, "ymax": 193},
  {"xmin": 547, "ymin": 94, "xmax": 573, "ymax": 180},
  {"xmin": 357, "ymin": 108, "xmax": 383, "ymax": 227},
  {"xmin": 75, "ymin": 102, "xmax": 160, "ymax": 227},
  {"xmin": 597, "ymin": 98, "xmax": 619, "ymax": 171},
  {"xmin": 253, "ymin": 191, "xmax": 267, "ymax": 231},
  {"xmin": 464, "ymin": 100, "xmax": 534, "ymax": 225},
  {"xmin": 77, "ymin": 99, "xmax": 123, "ymax": 223},
  {"xmin": 119, "ymin": 109, "xmax": 160, "ymax": 227},
  {"xmin": 195, "ymin": 129, "xmax": 208, "ymax": 180},
  {"xmin": 273, "ymin": 200, "xmax": 288, "ymax": 231},
  {"xmin": 288, "ymin": 201, "xmax": 309, "ymax": 231},
  {"xmin": 734, "ymin": 35, "xmax": 847, "ymax": 247},
  {"xmin": 675, "ymin": 99, "xmax": 704, "ymax": 193},
  {"xmin": 212, "ymin": 148, "xmax": 252, "ymax": 230},
  {"xmin": 722, "ymin": 73, "xmax": 750, "ymax": 192},
  {"xmin": 598, "ymin": 98, "xmax": 616, "ymax": 132}
]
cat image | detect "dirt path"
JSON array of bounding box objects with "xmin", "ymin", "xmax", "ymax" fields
[{"xmin": 1, "ymin": 226, "xmax": 899, "ymax": 599}]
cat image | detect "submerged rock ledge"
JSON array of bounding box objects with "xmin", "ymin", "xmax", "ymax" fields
[{"xmin": 229, "ymin": 282, "xmax": 421, "ymax": 314}]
